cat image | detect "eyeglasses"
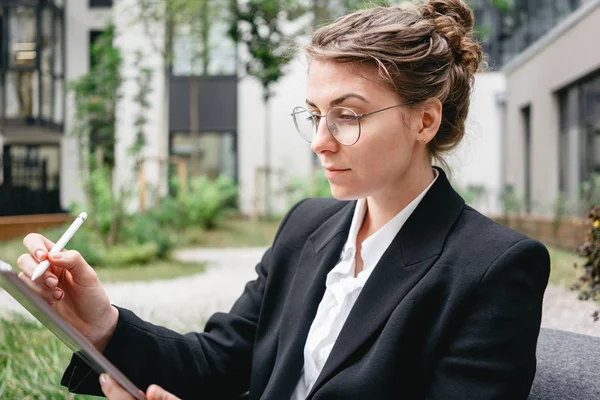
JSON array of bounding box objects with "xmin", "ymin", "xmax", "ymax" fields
[{"xmin": 290, "ymin": 102, "xmax": 413, "ymax": 146}]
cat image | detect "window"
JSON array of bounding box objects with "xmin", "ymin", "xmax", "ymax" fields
[
  {"xmin": 89, "ymin": 30, "xmax": 103, "ymax": 70},
  {"xmin": 521, "ymin": 105, "xmax": 532, "ymax": 213},
  {"xmin": 9, "ymin": 7, "xmax": 36, "ymax": 69},
  {"xmin": 5, "ymin": 71, "xmax": 39, "ymax": 121},
  {"xmin": 90, "ymin": 0, "xmax": 113, "ymax": 7},
  {"xmin": 502, "ymin": 0, "xmax": 582, "ymax": 65},
  {"xmin": 170, "ymin": 132, "xmax": 237, "ymax": 180},
  {"xmin": 0, "ymin": 2, "xmax": 65, "ymax": 128},
  {"xmin": 172, "ymin": 13, "xmax": 236, "ymax": 76},
  {"xmin": 558, "ymin": 70, "xmax": 600, "ymax": 214}
]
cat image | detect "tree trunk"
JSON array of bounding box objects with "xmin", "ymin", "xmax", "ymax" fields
[{"xmin": 106, "ymin": 170, "xmax": 122, "ymax": 247}]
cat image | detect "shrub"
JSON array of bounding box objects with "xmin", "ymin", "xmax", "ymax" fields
[
  {"xmin": 286, "ymin": 171, "xmax": 332, "ymax": 206},
  {"xmin": 122, "ymin": 212, "xmax": 175, "ymax": 258},
  {"xmin": 103, "ymin": 242, "xmax": 159, "ymax": 267},
  {"xmin": 573, "ymin": 205, "xmax": 600, "ymax": 321},
  {"xmin": 159, "ymin": 176, "xmax": 238, "ymax": 230},
  {"xmin": 64, "ymin": 226, "xmax": 106, "ymax": 267}
]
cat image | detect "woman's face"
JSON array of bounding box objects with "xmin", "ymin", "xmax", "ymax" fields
[{"xmin": 307, "ymin": 60, "xmax": 430, "ymax": 201}]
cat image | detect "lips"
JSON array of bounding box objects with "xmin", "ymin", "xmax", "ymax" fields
[{"xmin": 323, "ymin": 166, "xmax": 350, "ymax": 179}]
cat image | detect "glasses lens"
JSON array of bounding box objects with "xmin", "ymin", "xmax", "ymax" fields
[
  {"xmin": 327, "ymin": 107, "xmax": 359, "ymax": 145},
  {"xmin": 292, "ymin": 107, "xmax": 316, "ymax": 143}
]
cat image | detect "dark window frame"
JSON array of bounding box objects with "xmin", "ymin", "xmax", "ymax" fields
[
  {"xmin": 521, "ymin": 105, "xmax": 532, "ymax": 214},
  {"xmin": 89, "ymin": 0, "xmax": 113, "ymax": 8},
  {"xmin": 168, "ymin": 130, "xmax": 239, "ymax": 185},
  {"xmin": 0, "ymin": 1, "xmax": 65, "ymax": 130}
]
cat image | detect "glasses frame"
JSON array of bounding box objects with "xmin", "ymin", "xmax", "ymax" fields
[{"xmin": 291, "ymin": 101, "xmax": 414, "ymax": 146}]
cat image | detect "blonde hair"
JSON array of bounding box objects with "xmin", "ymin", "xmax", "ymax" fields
[{"xmin": 306, "ymin": 0, "xmax": 485, "ymax": 163}]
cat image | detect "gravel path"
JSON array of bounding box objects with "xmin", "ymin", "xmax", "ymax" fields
[{"xmin": 1, "ymin": 247, "xmax": 598, "ymax": 336}]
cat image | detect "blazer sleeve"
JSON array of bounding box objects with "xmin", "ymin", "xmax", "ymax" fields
[
  {"xmin": 425, "ymin": 238, "xmax": 551, "ymax": 400},
  {"xmin": 60, "ymin": 200, "xmax": 306, "ymax": 399}
]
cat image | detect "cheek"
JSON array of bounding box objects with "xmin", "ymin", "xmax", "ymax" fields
[{"xmin": 361, "ymin": 130, "xmax": 412, "ymax": 172}]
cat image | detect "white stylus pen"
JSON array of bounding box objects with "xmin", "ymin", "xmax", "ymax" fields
[{"xmin": 31, "ymin": 212, "xmax": 88, "ymax": 281}]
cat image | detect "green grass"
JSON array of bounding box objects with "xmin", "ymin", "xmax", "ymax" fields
[
  {"xmin": 95, "ymin": 260, "xmax": 205, "ymax": 283},
  {"xmin": 182, "ymin": 217, "xmax": 281, "ymax": 248},
  {"xmin": 547, "ymin": 245, "xmax": 584, "ymax": 288},
  {"xmin": 0, "ymin": 316, "xmax": 100, "ymax": 400},
  {"xmin": 0, "ymin": 226, "xmax": 67, "ymax": 273}
]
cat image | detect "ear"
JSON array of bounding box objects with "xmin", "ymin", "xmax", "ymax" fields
[{"xmin": 415, "ymin": 98, "xmax": 442, "ymax": 143}]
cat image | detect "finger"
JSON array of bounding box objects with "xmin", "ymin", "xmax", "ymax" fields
[
  {"xmin": 100, "ymin": 374, "xmax": 135, "ymax": 400},
  {"xmin": 47, "ymin": 250, "xmax": 96, "ymax": 283},
  {"xmin": 17, "ymin": 253, "xmax": 60, "ymax": 288},
  {"xmin": 147, "ymin": 384, "xmax": 181, "ymax": 400},
  {"xmin": 23, "ymin": 233, "xmax": 56, "ymax": 262},
  {"xmin": 17, "ymin": 271, "xmax": 64, "ymax": 304}
]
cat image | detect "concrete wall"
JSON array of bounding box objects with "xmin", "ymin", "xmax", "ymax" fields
[
  {"xmin": 237, "ymin": 44, "xmax": 314, "ymax": 216},
  {"xmin": 61, "ymin": 0, "xmax": 168, "ymax": 213},
  {"xmin": 113, "ymin": 0, "xmax": 168, "ymax": 212},
  {"xmin": 61, "ymin": 0, "xmax": 112, "ymax": 209},
  {"xmin": 503, "ymin": 0, "xmax": 600, "ymax": 216},
  {"xmin": 445, "ymin": 72, "xmax": 505, "ymax": 216},
  {"xmin": 58, "ymin": 3, "xmax": 508, "ymax": 219}
]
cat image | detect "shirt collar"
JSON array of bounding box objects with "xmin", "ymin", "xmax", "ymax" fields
[{"xmin": 341, "ymin": 168, "xmax": 440, "ymax": 273}]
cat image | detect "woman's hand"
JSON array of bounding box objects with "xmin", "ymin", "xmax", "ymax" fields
[
  {"xmin": 100, "ymin": 374, "xmax": 181, "ymax": 400},
  {"xmin": 17, "ymin": 233, "xmax": 119, "ymax": 351}
]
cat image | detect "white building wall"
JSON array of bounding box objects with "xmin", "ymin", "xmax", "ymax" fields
[
  {"xmin": 239, "ymin": 60, "xmax": 505, "ymax": 217},
  {"xmin": 61, "ymin": 0, "xmax": 112, "ymax": 210},
  {"xmin": 60, "ymin": 4, "xmax": 504, "ymax": 219},
  {"xmin": 237, "ymin": 50, "xmax": 314, "ymax": 216},
  {"xmin": 61, "ymin": 0, "xmax": 168, "ymax": 213},
  {"xmin": 113, "ymin": 0, "xmax": 168, "ymax": 212},
  {"xmin": 445, "ymin": 72, "xmax": 506, "ymax": 216}
]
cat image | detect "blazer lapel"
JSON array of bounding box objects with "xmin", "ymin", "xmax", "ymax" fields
[
  {"xmin": 261, "ymin": 201, "xmax": 355, "ymax": 399},
  {"xmin": 307, "ymin": 168, "xmax": 465, "ymax": 397}
]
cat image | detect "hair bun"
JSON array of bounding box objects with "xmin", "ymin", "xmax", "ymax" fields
[{"xmin": 421, "ymin": 0, "xmax": 481, "ymax": 74}]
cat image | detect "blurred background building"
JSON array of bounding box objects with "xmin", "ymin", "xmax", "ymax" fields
[
  {"xmin": 0, "ymin": 0, "xmax": 596, "ymax": 219},
  {"xmin": 503, "ymin": 0, "xmax": 600, "ymax": 216}
]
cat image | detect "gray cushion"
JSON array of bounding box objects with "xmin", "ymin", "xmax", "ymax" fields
[{"xmin": 529, "ymin": 328, "xmax": 600, "ymax": 400}]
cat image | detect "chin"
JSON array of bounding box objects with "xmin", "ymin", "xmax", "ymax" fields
[{"xmin": 329, "ymin": 184, "xmax": 362, "ymax": 201}]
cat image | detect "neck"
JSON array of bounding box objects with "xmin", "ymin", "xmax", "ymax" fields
[{"xmin": 363, "ymin": 165, "xmax": 435, "ymax": 234}]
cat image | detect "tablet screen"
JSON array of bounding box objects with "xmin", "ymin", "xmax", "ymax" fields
[{"xmin": 0, "ymin": 260, "xmax": 146, "ymax": 400}]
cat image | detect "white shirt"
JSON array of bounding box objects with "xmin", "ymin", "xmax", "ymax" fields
[{"xmin": 290, "ymin": 170, "xmax": 439, "ymax": 399}]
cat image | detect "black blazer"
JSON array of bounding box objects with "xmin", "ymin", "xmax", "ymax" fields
[{"xmin": 62, "ymin": 168, "xmax": 550, "ymax": 399}]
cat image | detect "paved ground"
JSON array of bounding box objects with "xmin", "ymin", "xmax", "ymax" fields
[{"xmin": 1, "ymin": 247, "xmax": 598, "ymax": 336}]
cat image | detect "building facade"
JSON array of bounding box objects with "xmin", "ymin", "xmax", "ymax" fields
[
  {"xmin": 1, "ymin": 0, "xmax": 520, "ymax": 218},
  {"xmin": 0, "ymin": 0, "xmax": 67, "ymax": 216},
  {"xmin": 503, "ymin": 0, "xmax": 600, "ymax": 216}
]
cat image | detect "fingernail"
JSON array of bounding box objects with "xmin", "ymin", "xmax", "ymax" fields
[
  {"xmin": 53, "ymin": 290, "xmax": 64, "ymax": 300},
  {"xmin": 99, "ymin": 373, "xmax": 109, "ymax": 386},
  {"xmin": 35, "ymin": 250, "xmax": 45, "ymax": 261},
  {"xmin": 45, "ymin": 277, "xmax": 58, "ymax": 288},
  {"xmin": 50, "ymin": 252, "xmax": 63, "ymax": 259}
]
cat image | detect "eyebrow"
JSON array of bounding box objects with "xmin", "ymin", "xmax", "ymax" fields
[{"xmin": 305, "ymin": 93, "xmax": 370, "ymax": 109}]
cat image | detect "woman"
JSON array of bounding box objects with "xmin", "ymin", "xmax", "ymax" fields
[{"xmin": 17, "ymin": 1, "xmax": 550, "ymax": 399}]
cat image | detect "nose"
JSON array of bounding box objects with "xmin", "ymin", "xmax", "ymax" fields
[{"xmin": 311, "ymin": 116, "xmax": 339, "ymax": 155}]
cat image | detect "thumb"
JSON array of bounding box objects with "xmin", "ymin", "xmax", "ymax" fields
[
  {"xmin": 147, "ymin": 384, "xmax": 181, "ymax": 400},
  {"xmin": 47, "ymin": 250, "xmax": 95, "ymax": 280},
  {"xmin": 99, "ymin": 374, "xmax": 135, "ymax": 400}
]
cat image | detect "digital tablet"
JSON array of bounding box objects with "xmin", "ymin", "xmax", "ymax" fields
[{"xmin": 0, "ymin": 260, "xmax": 146, "ymax": 400}]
